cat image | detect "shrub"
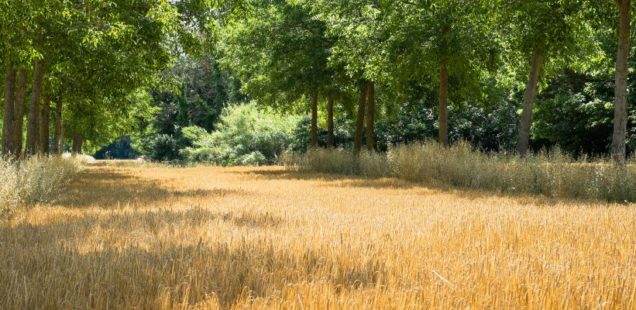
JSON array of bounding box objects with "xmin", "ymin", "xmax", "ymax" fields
[
  {"xmin": 290, "ymin": 141, "xmax": 636, "ymax": 203},
  {"xmin": 181, "ymin": 102, "xmax": 299, "ymax": 166},
  {"xmin": 0, "ymin": 156, "xmax": 80, "ymax": 217},
  {"xmin": 147, "ymin": 134, "xmax": 183, "ymax": 162}
]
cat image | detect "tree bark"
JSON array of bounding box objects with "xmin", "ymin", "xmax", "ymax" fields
[
  {"xmin": 516, "ymin": 45, "xmax": 545, "ymax": 156},
  {"xmin": 327, "ymin": 92, "xmax": 335, "ymax": 148},
  {"xmin": 12, "ymin": 69, "xmax": 28, "ymax": 158},
  {"xmin": 353, "ymin": 82, "xmax": 368, "ymax": 154},
  {"xmin": 72, "ymin": 131, "xmax": 83, "ymax": 156},
  {"xmin": 310, "ymin": 93, "xmax": 319, "ymax": 148},
  {"xmin": 53, "ymin": 99, "xmax": 63, "ymax": 155},
  {"xmin": 2, "ymin": 65, "xmax": 17, "ymax": 157},
  {"xmin": 365, "ymin": 81, "xmax": 376, "ymax": 151},
  {"xmin": 40, "ymin": 94, "xmax": 50, "ymax": 154},
  {"xmin": 612, "ymin": 0, "xmax": 631, "ymax": 165},
  {"xmin": 26, "ymin": 59, "xmax": 43, "ymax": 156},
  {"xmin": 438, "ymin": 63, "xmax": 449, "ymax": 145}
]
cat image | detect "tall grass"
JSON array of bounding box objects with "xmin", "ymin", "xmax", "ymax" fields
[
  {"xmin": 0, "ymin": 156, "xmax": 80, "ymax": 217},
  {"xmin": 290, "ymin": 141, "xmax": 636, "ymax": 202}
]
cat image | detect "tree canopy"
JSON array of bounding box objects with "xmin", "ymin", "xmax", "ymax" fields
[{"xmin": 1, "ymin": 0, "xmax": 635, "ymax": 165}]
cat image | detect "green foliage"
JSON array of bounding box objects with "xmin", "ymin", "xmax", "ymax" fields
[
  {"xmin": 220, "ymin": 0, "xmax": 334, "ymax": 111},
  {"xmin": 134, "ymin": 56, "xmax": 246, "ymax": 161},
  {"xmin": 2, "ymin": 0, "xmax": 634, "ymax": 162},
  {"xmin": 181, "ymin": 102, "xmax": 299, "ymax": 166},
  {"xmin": 289, "ymin": 116, "xmax": 355, "ymax": 153},
  {"xmin": 146, "ymin": 134, "xmax": 185, "ymax": 163}
]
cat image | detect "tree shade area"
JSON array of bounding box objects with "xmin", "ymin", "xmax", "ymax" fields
[{"xmin": 0, "ymin": 0, "xmax": 635, "ymax": 162}]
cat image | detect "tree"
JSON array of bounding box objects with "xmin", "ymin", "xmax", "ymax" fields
[
  {"xmin": 2, "ymin": 66, "xmax": 16, "ymax": 156},
  {"xmin": 502, "ymin": 0, "xmax": 593, "ymax": 156},
  {"xmin": 13, "ymin": 69, "xmax": 28, "ymax": 157},
  {"xmin": 220, "ymin": 1, "xmax": 334, "ymax": 148},
  {"xmin": 380, "ymin": 0, "xmax": 500, "ymax": 146},
  {"xmin": 611, "ymin": 0, "xmax": 631, "ymax": 165},
  {"xmin": 310, "ymin": 0, "xmax": 385, "ymax": 152}
]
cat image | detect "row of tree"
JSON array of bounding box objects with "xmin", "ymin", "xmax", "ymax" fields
[
  {"xmin": 2, "ymin": 0, "xmax": 634, "ymax": 165},
  {"xmin": 1, "ymin": 0, "xmax": 178, "ymax": 158},
  {"xmin": 212, "ymin": 0, "xmax": 633, "ymax": 164}
]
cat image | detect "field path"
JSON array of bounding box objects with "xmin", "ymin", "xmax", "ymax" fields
[{"xmin": 1, "ymin": 162, "xmax": 636, "ymax": 309}]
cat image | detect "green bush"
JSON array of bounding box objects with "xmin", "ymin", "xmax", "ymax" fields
[
  {"xmin": 181, "ymin": 102, "xmax": 299, "ymax": 166},
  {"xmin": 290, "ymin": 141, "xmax": 636, "ymax": 203},
  {"xmin": 146, "ymin": 134, "xmax": 183, "ymax": 162}
]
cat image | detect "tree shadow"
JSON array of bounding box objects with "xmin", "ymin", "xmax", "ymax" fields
[
  {"xmin": 1, "ymin": 243, "xmax": 387, "ymax": 308},
  {"xmin": 239, "ymin": 169, "xmax": 611, "ymax": 207},
  {"xmin": 54, "ymin": 168, "xmax": 249, "ymax": 209},
  {"xmin": 0, "ymin": 207, "xmax": 384, "ymax": 308}
]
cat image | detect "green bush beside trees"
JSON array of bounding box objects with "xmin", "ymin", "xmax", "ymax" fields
[{"xmin": 181, "ymin": 103, "xmax": 299, "ymax": 166}]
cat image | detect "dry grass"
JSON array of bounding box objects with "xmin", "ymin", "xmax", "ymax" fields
[
  {"xmin": 292, "ymin": 142, "xmax": 636, "ymax": 202},
  {"xmin": 0, "ymin": 156, "xmax": 80, "ymax": 217},
  {"xmin": 1, "ymin": 161, "xmax": 635, "ymax": 309}
]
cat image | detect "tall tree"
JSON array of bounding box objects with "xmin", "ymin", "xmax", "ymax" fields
[
  {"xmin": 326, "ymin": 91, "xmax": 335, "ymax": 147},
  {"xmin": 26, "ymin": 59, "xmax": 43, "ymax": 156},
  {"xmin": 382, "ymin": 0, "xmax": 499, "ymax": 146},
  {"xmin": 611, "ymin": 0, "xmax": 631, "ymax": 165},
  {"xmin": 365, "ymin": 81, "xmax": 376, "ymax": 150},
  {"xmin": 504, "ymin": 0, "xmax": 592, "ymax": 156},
  {"xmin": 221, "ymin": 1, "xmax": 334, "ymax": 148},
  {"xmin": 311, "ymin": 0, "xmax": 385, "ymax": 151},
  {"xmin": 40, "ymin": 93, "xmax": 50, "ymax": 154},
  {"xmin": 52, "ymin": 99, "xmax": 63, "ymax": 155},
  {"xmin": 310, "ymin": 93, "xmax": 319, "ymax": 147},
  {"xmin": 2, "ymin": 65, "xmax": 16, "ymax": 156},
  {"xmin": 353, "ymin": 82, "xmax": 368, "ymax": 153},
  {"xmin": 13, "ymin": 69, "xmax": 28, "ymax": 157}
]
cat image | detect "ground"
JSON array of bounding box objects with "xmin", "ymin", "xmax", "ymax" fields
[{"xmin": 1, "ymin": 162, "xmax": 635, "ymax": 309}]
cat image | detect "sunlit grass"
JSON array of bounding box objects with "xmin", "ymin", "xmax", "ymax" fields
[
  {"xmin": 290, "ymin": 142, "xmax": 636, "ymax": 202},
  {"xmin": 1, "ymin": 162, "xmax": 635, "ymax": 308}
]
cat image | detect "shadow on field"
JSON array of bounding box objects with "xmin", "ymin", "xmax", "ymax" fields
[
  {"xmin": 0, "ymin": 237, "xmax": 386, "ymax": 308},
  {"xmin": 0, "ymin": 208, "xmax": 283, "ymax": 251},
  {"xmin": 0, "ymin": 206, "xmax": 381, "ymax": 308},
  {"xmin": 56, "ymin": 168, "xmax": 248, "ymax": 209},
  {"xmin": 240, "ymin": 169, "xmax": 409, "ymax": 185},
  {"xmin": 240, "ymin": 169, "xmax": 595, "ymax": 207}
]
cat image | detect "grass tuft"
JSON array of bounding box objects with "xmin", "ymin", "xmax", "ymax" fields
[{"xmin": 0, "ymin": 156, "xmax": 80, "ymax": 217}]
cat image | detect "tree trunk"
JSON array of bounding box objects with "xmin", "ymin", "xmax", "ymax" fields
[
  {"xmin": 2, "ymin": 66, "xmax": 16, "ymax": 157},
  {"xmin": 327, "ymin": 92, "xmax": 335, "ymax": 148},
  {"xmin": 365, "ymin": 81, "xmax": 376, "ymax": 151},
  {"xmin": 26, "ymin": 59, "xmax": 43, "ymax": 156},
  {"xmin": 72, "ymin": 131, "xmax": 83, "ymax": 156},
  {"xmin": 516, "ymin": 45, "xmax": 545, "ymax": 156},
  {"xmin": 12, "ymin": 69, "xmax": 28, "ymax": 158},
  {"xmin": 353, "ymin": 82, "xmax": 368, "ymax": 154},
  {"xmin": 438, "ymin": 63, "xmax": 449, "ymax": 145},
  {"xmin": 310, "ymin": 93, "xmax": 319, "ymax": 148},
  {"xmin": 40, "ymin": 94, "xmax": 50, "ymax": 154},
  {"xmin": 53, "ymin": 99, "xmax": 63, "ymax": 155},
  {"xmin": 612, "ymin": 0, "xmax": 631, "ymax": 165}
]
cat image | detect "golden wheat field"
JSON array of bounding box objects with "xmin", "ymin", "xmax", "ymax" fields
[{"xmin": 1, "ymin": 161, "xmax": 636, "ymax": 309}]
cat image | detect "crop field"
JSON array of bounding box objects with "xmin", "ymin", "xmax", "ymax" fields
[{"xmin": 1, "ymin": 162, "xmax": 635, "ymax": 309}]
